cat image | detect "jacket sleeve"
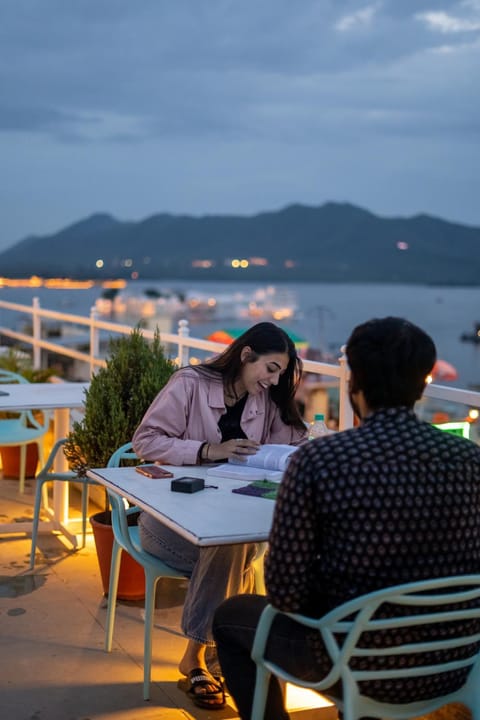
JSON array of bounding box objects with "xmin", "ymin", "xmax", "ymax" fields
[
  {"xmin": 132, "ymin": 372, "xmax": 203, "ymax": 466},
  {"xmin": 264, "ymin": 404, "xmax": 307, "ymax": 446}
]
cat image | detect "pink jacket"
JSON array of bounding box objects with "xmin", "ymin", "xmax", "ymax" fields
[{"xmin": 132, "ymin": 367, "xmax": 306, "ymax": 466}]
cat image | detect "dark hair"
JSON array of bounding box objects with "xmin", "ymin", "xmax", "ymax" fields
[
  {"xmin": 197, "ymin": 322, "xmax": 305, "ymax": 430},
  {"xmin": 346, "ymin": 316, "xmax": 436, "ymax": 409}
]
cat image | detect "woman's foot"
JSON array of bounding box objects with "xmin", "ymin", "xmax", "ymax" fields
[
  {"xmin": 179, "ymin": 640, "xmax": 225, "ymax": 707},
  {"xmin": 183, "ymin": 668, "xmax": 225, "ymax": 709}
]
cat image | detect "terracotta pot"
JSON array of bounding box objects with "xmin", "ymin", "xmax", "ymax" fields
[
  {"xmin": 89, "ymin": 510, "xmax": 145, "ymax": 601},
  {"xmin": 0, "ymin": 443, "xmax": 39, "ymax": 479}
]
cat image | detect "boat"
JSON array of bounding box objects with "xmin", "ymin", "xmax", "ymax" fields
[
  {"xmin": 94, "ymin": 284, "xmax": 299, "ymax": 329},
  {"xmin": 460, "ymin": 323, "xmax": 480, "ymax": 344}
]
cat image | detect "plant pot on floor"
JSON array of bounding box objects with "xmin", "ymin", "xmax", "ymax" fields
[
  {"xmin": 90, "ymin": 510, "xmax": 146, "ymax": 601},
  {"xmin": 0, "ymin": 443, "xmax": 39, "ymax": 479}
]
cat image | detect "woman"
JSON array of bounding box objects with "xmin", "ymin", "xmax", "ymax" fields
[{"xmin": 132, "ymin": 322, "xmax": 306, "ymax": 709}]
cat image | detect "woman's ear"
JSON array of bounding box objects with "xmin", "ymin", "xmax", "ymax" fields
[{"xmin": 240, "ymin": 346, "xmax": 253, "ymax": 363}]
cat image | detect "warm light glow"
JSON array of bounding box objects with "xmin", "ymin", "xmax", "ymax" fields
[
  {"xmin": 231, "ymin": 259, "xmax": 240, "ymax": 268},
  {"xmin": 101, "ymin": 279, "xmax": 126, "ymax": 289},
  {"xmin": 249, "ymin": 257, "xmax": 268, "ymax": 266},
  {"xmin": 469, "ymin": 408, "xmax": 479, "ymax": 420},
  {"xmin": 240, "ymin": 259, "xmax": 249, "ymax": 268},
  {"xmin": 95, "ymin": 259, "xmax": 104, "ymax": 268},
  {"xmin": 43, "ymin": 279, "xmax": 95, "ymax": 289},
  {"xmin": 192, "ymin": 259, "xmax": 214, "ymax": 268},
  {"xmin": 286, "ymin": 685, "xmax": 335, "ymax": 714},
  {"xmin": 426, "ymin": 374, "xmax": 433, "ymax": 384},
  {"xmin": 396, "ymin": 241, "xmax": 409, "ymax": 250}
]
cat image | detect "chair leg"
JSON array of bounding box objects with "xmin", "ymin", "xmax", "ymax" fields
[
  {"xmin": 105, "ymin": 541, "xmax": 122, "ymax": 653},
  {"xmin": 19, "ymin": 444, "xmax": 27, "ymax": 494},
  {"xmin": 143, "ymin": 572, "xmax": 160, "ymax": 701},
  {"xmin": 80, "ymin": 483, "xmax": 89, "ymax": 548},
  {"xmin": 251, "ymin": 666, "xmax": 272, "ymax": 720},
  {"xmin": 30, "ymin": 474, "xmax": 47, "ymax": 569}
]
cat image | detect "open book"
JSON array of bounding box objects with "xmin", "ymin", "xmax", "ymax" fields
[{"xmin": 206, "ymin": 443, "xmax": 298, "ymax": 481}]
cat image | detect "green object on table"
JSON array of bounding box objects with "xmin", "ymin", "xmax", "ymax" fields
[{"xmin": 232, "ymin": 479, "xmax": 279, "ymax": 500}]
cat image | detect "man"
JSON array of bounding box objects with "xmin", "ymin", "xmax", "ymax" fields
[{"xmin": 213, "ymin": 316, "xmax": 480, "ymax": 720}]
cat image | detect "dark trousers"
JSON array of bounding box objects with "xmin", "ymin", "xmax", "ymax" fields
[{"xmin": 213, "ymin": 594, "xmax": 330, "ymax": 720}]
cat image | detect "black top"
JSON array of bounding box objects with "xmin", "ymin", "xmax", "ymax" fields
[{"xmin": 218, "ymin": 394, "xmax": 248, "ymax": 441}]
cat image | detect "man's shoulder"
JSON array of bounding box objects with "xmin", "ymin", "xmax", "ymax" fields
[{"xmin": 427, "ymin": 422, "xmax": 480, "ymax": 454}]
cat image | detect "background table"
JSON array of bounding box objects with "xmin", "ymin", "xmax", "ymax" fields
[
  {"xmin": 0, "ymin": 381, "xmax": 89, "ymax": 542},
  {"xmin": 87, "ymin": 465, "xmax": 276, "ymax": 546}
]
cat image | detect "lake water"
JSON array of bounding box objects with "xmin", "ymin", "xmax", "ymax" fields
[{"xmin": 1, "ymin": 280, "xmax": 479, "ymax": 390}]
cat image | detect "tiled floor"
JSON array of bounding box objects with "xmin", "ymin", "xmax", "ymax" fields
[{"xmin": 0, "ymin": 474, "xmax": 335, "ymax": 720}]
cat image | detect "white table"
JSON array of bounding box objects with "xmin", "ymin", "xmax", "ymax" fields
[
  {"xmin": 87, "ymin": 465, "xmax": 276, "ymax": 546},
  {"xmin": 0, "ymin": 381, "xmax": 89, "ymax": 542}
]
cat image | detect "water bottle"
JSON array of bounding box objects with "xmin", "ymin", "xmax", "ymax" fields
[{"xmin": 308, "ymin": 413, "xmax": 329, "ymax": 440}]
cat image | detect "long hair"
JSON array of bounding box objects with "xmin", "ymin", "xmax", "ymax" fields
[{"xmin": 196, "ymin": 322, "xmax": 304, "ymax": 430}]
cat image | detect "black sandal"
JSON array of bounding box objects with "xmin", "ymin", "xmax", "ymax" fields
[{"xmin": 184, "ymin": 667, "xmax": 226, "ymax": 710}]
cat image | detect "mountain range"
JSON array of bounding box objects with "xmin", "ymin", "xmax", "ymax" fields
[{"xmin": 1, "ymin": 202, "xmax": 479, "ymax": 284}]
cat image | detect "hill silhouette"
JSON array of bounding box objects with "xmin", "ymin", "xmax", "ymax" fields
[{"xmin": 0, "ymin": 202, "xmax": 479, "ymax": 284}]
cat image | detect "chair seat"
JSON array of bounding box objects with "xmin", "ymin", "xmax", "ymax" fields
[
  {"xmin": 0, "ymin": 419, "xmax": 49, "ymax": 444},
  {"xmin": 0, "ymin": 374, "xmax": 51, "ymax": 493}
]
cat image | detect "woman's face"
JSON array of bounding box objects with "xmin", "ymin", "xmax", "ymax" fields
[{"xmin": 238, "ymin": 348, "xmax": 290, "ymax": 395}]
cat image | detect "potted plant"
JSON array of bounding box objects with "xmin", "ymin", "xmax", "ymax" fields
[
  {"xmin": 64, "ymin": 327, "xmax": 175, "ymax": 599},
  {"xmin": 0, "ymin": 347, "xmax": 59, "ymax": 479}
]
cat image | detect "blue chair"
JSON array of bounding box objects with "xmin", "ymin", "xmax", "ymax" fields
[
  {"xmin": 0, "ymin": 369, "xmax": 51, "ymax": 493},
  {"xmin": 105, "ymin": 442, "xmax": 187, "ymax": 700},
  {"xmin": 251, "ymin": 575, "xmax": 480, "ymax": 720},
  {"xmin": 30, "ymin": 437, "xmax": 95, "ymax": 568}
]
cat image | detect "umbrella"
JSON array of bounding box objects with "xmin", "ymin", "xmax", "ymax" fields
[
  {"xmin": 206, "ymin": 327, "xmax": 309, "ymax": 350},
  {"xmin": 431, "ymin": 359, "xmax": 458, "ymax": 382}
]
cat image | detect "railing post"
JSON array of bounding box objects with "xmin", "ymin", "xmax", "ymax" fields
[
  {"xmin": 89, "ymin": 306, "xmax": 100, "ymax": 378},
  {"xmin": 32, "ymin": 297, "xmax": 42, "ymax": 369},
  {"xmin": 338, "ymin": 345, "xmax": 354, "ymax": 430},
  {"xmin": 177, "ymin": 318, "xmax": 190, "ymax": 368}
]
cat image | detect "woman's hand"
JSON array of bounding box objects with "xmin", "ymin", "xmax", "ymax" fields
[{"xmin": 207, "ymin": 438, "xmax": 260, "ymax": 462}]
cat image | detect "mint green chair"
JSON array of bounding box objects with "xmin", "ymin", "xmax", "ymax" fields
[
  {"xmin": 251, "ymin": 575, "xmax": 480, "ymax": 720},
  {"xmin": 105, "ymin": 442, "xmax": 187, "ymax": 700},
  {"xmin": 30, "ymin": 437, "xmax": 95, "ymax": 568},
  {"xmin": 0, "ymin": 369, "xmax": 51, "ymax": 493}
]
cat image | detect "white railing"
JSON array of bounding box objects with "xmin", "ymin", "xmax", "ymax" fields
[{"xmin": 1, "ymin": 297, "xmax": 479, "ymax": 433}]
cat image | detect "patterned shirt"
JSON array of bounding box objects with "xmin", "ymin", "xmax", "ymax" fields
[{"xmin": 265, "ymin": 407, "xmax": 480, "ymax": 700}]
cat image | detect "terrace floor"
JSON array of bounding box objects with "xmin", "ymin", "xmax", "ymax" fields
[{"xmin": 0, "ymin": 474, "xmax": 336, "ymax": 720}]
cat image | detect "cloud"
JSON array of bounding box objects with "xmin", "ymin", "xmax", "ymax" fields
[
  {"xmin": 417, "ymin": 10, "xmax": 480, "ymax": 32},
  {"xmin": 416, "ymin": 0, "xmax": 480, "ymax": 33},
  {"xmin": 0, "ymin": 0, "xmax": 479, "ymax": 246},
  {"xmin": 335, "ymin": 2, "xmax": 382, "ymax": 31}
]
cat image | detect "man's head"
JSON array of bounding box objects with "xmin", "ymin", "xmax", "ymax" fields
[{"xmin": 346, "ymin": 316, "xmax": 436, "ymax": 416}]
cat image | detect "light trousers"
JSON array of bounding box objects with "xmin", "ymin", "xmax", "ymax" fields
[{"xmin": 139, "ymin": 511, "xmax": 257, "ymax": 645}]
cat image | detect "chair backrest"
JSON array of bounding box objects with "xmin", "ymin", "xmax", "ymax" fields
[
  {"xmin": 252, "ymin": 575, "xmax": 480, "ymax": 720},
  {"xmin": 0, "ymin": 368, "xmax": 50, "ymax": 431},
  {"xmin": 0, "ymin": 369, "xmax": 29, "ymax": 384},
  {"xmin": 106, "ymin": 442, "xmax": 142, "ymax": 558}
]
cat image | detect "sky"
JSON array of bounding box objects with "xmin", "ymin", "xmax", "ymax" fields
[{"xmin": 1, "ymin": 0, "xmax": 479, "ymax": 252}]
